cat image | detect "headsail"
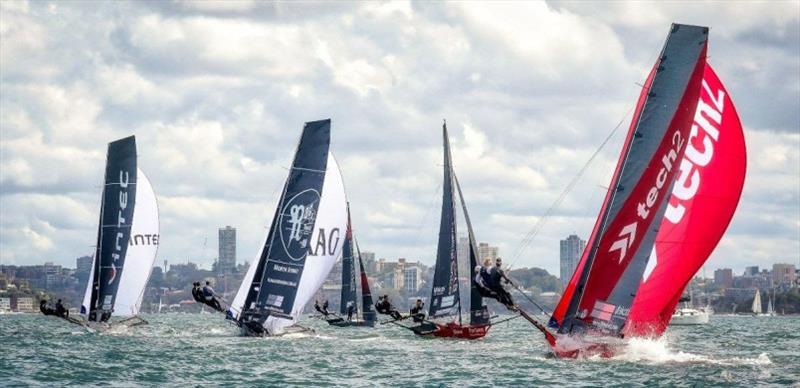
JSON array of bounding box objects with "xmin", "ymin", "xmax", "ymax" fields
[
  {"xmin": 355, "ymin": 240, "xmax": 377, "ymax": 324},
  {"xmin": 428, "ymin": 122, "xmax": 461, "ymax": 321},
  {"xmin": 236, "ymin": 119, "xmax": 347, "ymax": 335},
  {"xmin": 339, "ymin": 205, "xmax": 358, "ymax": 315},
  {"xmin": 454, "ymin": 175, "xmax": 489, "ymax": 326},
  {"xmin": 112, "ymin": 169, "xmax": 159, "ymax": 317},
  {"xmin": 626, "ymin": 64, "xmax": 746, "ymax": 336},
  {"xmin": 84, "ymin": 136, "xmax": 138, "ymax": 322},
  {"xmin": 550, "ymin": 24, "xmax": 709, "ymax": 336}
]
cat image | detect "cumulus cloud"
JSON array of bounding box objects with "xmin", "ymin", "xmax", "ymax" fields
[{"xmin": 0, "ymin": 1, "xmax": 797, "ymax": 277}]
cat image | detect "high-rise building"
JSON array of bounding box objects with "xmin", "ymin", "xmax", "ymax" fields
[
  {"xmin": 773, "ymin": 263, "xmax": 797, "ymax": 285},
  {"xmin": 76, "ymin": 256, "xmax": 92, "ymax": 275},
  {"xmin": 743, "ymin": 266, "xmax": 759, "ymax": 277},
  {"xmin": 714, "ymin": 268, "xmax": 734, "ymax": 288},
  {"xmin": 478, "ymin": 242, "xmax": 499, "ymax": 262},
  {"xmin": 559, "ymin": 234, "xmax": 585, "ymax": 288},
  {"xmin": 218, "ymin": 226, "xmax": 236, "ymax": 274},
  {"xmin": 404, "ymin": 266, "xmax": 422, "ymax": 293}
]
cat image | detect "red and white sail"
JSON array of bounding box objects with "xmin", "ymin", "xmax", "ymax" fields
[{"xmin": 625, "ymin": 64, "xmax": 747, "ymax": 336}]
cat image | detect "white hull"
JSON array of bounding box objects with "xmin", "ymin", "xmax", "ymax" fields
[{"xmin": 670, "ymin": 308, "xmax": 710, "ymax": 325}]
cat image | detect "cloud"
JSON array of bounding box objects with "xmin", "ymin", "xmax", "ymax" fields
[{"xmin": 1, "ymin": 1, "xmax": 797, "ymax": 280}]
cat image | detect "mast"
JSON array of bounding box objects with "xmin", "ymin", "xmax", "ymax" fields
[
  {"xmin": 88, "ymin": 136, "xmax": 138, "ymax": 322},
  {"xmin": 428, "ymin": 121, "xmax": 461, "ymax": 322}
]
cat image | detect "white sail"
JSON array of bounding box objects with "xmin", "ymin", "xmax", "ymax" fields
[
  {"xmin": 80, "ymin": 252, "xmax": 95, "ymax": 315},
  {"xmin": 113, "ymin": 169, "xmax": 160, "ymax": 317},
  {"xmin": 263, "ymin": 153, "xmax": 347, "ymax": 334},
  {"xmin": 751, "ymin": 290, "xmax": 762, "ymax": 314}
]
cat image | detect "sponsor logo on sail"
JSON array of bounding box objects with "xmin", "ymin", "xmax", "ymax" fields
[
  {"xmin": 108, "ymin": 170, "xmax": 131, "ymax": 285},
  {"xmin": 279, "ymin": 189, "xmax": 320, "ymax": 261}
]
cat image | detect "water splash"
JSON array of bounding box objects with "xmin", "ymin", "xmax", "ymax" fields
[{"xmin": 611, "ymin": 337, "xmax": 772, "ymax": 366}]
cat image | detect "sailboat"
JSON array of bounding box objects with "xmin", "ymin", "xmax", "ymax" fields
[
  {"xmin": 766, "ymin": 291, "xmax": 776, "ymax": 316},
  {"xmin": 751, "ymin": 290, "xmax": 763, "ymax": 316},
  {"xmin": 77, "ymin": 136, "xmax": 160, "ymax": 331},
  {"xmin": 226, "ymin": 119, "xmax": 347, "ymax": 336},
  {"xmin": 395, "ymin": 121, "xmax": 491, "ymax": 340},
  {"xmin": 669, "ymin": 287, "xmax": 709, "ymax": 325},
  {"xmin": 522, "ymin": 24, "xmax": 736, "ymax": 357},
  {"xmin": 325, "ymin": 204, "xmax": 377, "ymax": 327}
]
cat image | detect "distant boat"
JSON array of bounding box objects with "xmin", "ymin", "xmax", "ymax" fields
[
  {"xmin": 226, "ymin": 119, "xmax": 347, "ymax": 337},
  {"xmin": 751, "ymin": 290, "xmax": 762, "ymax": 315},
  {"xmin": 70, "ymin": 136, "xmax": 160, "ymax": 332},
  {"xmin": 325, "ymin": 203, "xmax": 377, "ymax": 327},
  {"xmin": 670, "ymin": 288, "xmax": 709, "ymax": 326},
  {"xmin": 766, "ymin": 292, "xmax": 776, "ymax": 316}
]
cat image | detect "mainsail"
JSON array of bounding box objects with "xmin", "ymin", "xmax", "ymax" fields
[
  {"xmin": 454, "ymin": 175, "xmax": 490, "ymax": 326},
  {"xmin": 550, "ymin": 24, "xmax": 709, "ymax": 336},
  {"xmin": 751, "ymin": 290, "xmax": 762, "ymax": 314},
  {"xmin": 626, "ymin": 64, "xmax": 746, "ymax": 336},
  {"xmin": 234, "ymin": 119, "xmax": 347, "ymax": 335},
  {"xmin": 83, "ymin": 136, "xmax": 137, "ymax": 322},
  {"xmin": 428, "ymin": 122, "xmax": 461, "ymax": 321}
]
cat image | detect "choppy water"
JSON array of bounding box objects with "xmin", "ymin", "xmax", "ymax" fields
[{"xmin": 1, "ymin": 313, "xmax": 798, "ymax": 387}]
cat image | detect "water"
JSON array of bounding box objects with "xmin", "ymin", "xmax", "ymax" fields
[{"xmin": 1, "ymin": 314, "xmax": 797, "ymax": 386}]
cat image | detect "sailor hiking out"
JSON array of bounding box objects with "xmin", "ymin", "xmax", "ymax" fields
[
  {"xmin": 201, "ymin": 281, "xmax": 223, "ymax": 312},
  {"xmin": 375, "ymin": 295, "xmax": 402, "ymax": 320},
  {"xmin": 410, "ymin": 299, "xmax": 426, "ymax": 323}
]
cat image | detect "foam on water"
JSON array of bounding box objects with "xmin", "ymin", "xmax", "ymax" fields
[{"xmin": 610, "ymin": 337, "xmax": 772, "ymax": 366}]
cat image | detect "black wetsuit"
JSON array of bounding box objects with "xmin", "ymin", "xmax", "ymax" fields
[
  {"xmin": 410, "ymin": 304, "xmax": 425, "ymax": 323},
  {"xmin": 347, "ymin": 304, "xmax": 355, "ymax": 321},
  {"xmin": 40, "ymin": 301, "xmax": 56, "ymax": 316},
  {"xmin": 489, "ymin": 268, "xmax": 515, "ymax": 309},
  {"xmin": 376, "ymin": 300, "xmax": 402, "ymax": 320},
  {"xmin": 315, "ymin": 302, "xmax": 328, "ymax": 316},
  {"xmin": 55, "ymin": 301, "xmax": 69, "ymax": 318}
]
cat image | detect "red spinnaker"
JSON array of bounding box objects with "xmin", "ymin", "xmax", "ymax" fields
[{"xmin": 625, "ymin": 65, "xmax": 747, "ymax": 336}]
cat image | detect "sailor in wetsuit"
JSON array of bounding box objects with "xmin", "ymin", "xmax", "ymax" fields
[
  {"xmin": 410, "ymin": 299, "xmax": 426, "ymax": 323},
  {"xmin": 203, "ymin": 281, "xmax": 223, "ymax": 311},
  {"xmin": 346, "ymin": 301, "xmax": 356, "ymax": 321},
  {"xmin": 40, "ymin": 300, "xmax": 56, "ymax": 316},
  {"xmin": 314, "ymin": 300, "xmax": 325, "ymax": 316},
  {"xmin": 321, "ymin": 300, "xmax": 330, "ymax": 316},
  {"xmin": 475, "ymin": 258, "xmax": 499, "ymax": 299},
  {"xmin": 488, "ymin": 258, "xmax": 516, "ymax": 311},
  {"xmin": 54, "ymin": 299, "xmax": 69, "ymax": 318},
  {"xmin": 191, "ymin": 282, "xmax": 204, "ymax": 304},
  {"xmin": 375, "ymin": 295, "xmax": 402, "ymax": 320}
]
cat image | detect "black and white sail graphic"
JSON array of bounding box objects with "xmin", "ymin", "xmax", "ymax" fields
[
  {"xmin": 233, "ymin": 119, "xmax": 347, "ymax": 335},
  {"xmin": 86, "ymin": 136, "xmax": 137, "ymax": 322},
  {"xmin": 428, "ymin": 122, "xmax": 461, "ymax": 320}
]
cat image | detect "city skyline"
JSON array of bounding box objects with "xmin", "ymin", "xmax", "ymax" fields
[{"xmin": 1, "ymin": 2, "xmax": 798, "ymax": 277}]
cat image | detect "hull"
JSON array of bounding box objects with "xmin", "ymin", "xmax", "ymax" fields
[
  {"xmin": 413, "ymin": 322, "xmax": 490, "ymax": 340},
  {"xmin": 238, "ymin": 323, "xmax": 315, "ymax": 337},
  {"xmin": 326, "ymin": 318, "xmax": 376, "ymax": 327},
  {"xmin": 670, "ymin": 309, "xmax": 709, "ymax": 325}
]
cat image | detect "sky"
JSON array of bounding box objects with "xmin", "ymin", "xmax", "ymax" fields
[{"xmin": 1, "ymin": 0, "xmax": 798, "ymax": 277}]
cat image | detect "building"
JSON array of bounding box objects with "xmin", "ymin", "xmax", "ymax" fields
[
  {"xmin": 773, "ymin": 263, "xmax": 797, "ymax": 285},
  {"xmin": 743, "ymin": 266, "xmax": 759, "ymax": 277},
  {"xmin": 76, "ymin": 256, "xmax": 93, "ymax": 275},
  {"xmin": 478, "ymin": 243, "xmax": 499, "ymax": 262},
  {"xmin": 360, "ymin": 251, "xmax": 376, "ymax": 273},
  {"xmin": 404, "ymin": 266, "xmax": 423, "ymax": 293},
  {"xmin": 218, "ymin": 226, "xmax": 237, "ymax": 274},
  {"xmin": 15, "ymin": 296, "xmax": 34, "ymax": 312},
  {"xmin": 0, "ymin": 297, "xmax": 10, "ymax": 311},
  {"xmin": 559, "ymin": 234, "xmax": 585, "ymax": 287},
  {"xmin": 714, "ymin": 268, "xmax": 734, "ymax": 288}
]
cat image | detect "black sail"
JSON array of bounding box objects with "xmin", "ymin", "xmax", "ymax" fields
[
  {"xmin": 89, "ymin": 136, "xmax": 137, "ymax": 322},
  {"xmin": 339, "ymin": 205, "xmax": 358, "ymax": 315},
  {"xmin": 428, "ymin": 122, "xmax": 461, "ymax": 320},
  {"xmin": 454, "ymin": 175, "xmax": 490, "ymax": 326},
  {"xmin": 240, "ymin": 120, "xmax": 331, "ymax": 326}
]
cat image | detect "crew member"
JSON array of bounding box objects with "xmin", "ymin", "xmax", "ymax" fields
[
  {"xmin": 191, "ymin": 282, "xmax": 204, "ymax": 304},
  {"xmin": 321, "ymin": 300, "xmax": 330, "ymax": 316},
  {"xmin": 55, "ymin": 299, "xmax": 69, "ymax": 318},
  {"xmin": 474, "ymin": 258, "xmax": 498, "ymax": 299},
  {"xmin": 40, "ymin": 300, "xmax": 55, "ymax": 316},
  {"xmin": 203, "ymin": 281, "xmax": 223, "ymax": 311},
  {"xmin": 375, "ymin": 295, "xmax": 402, "ymax": 320},
  {"xmin": 489, "ymin": 257, "xmax": 516, "ymax": 310},
  {"xmin": 346, "ymin": 302, "xmax": 356, "ymax": 321},
  {"xmin": 314, "ymin": 300, "xmax": 328, "ymax": 316},
  {"xmin": 410, "ymin": 299, "xmax": 425, "ymax": 323}
]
